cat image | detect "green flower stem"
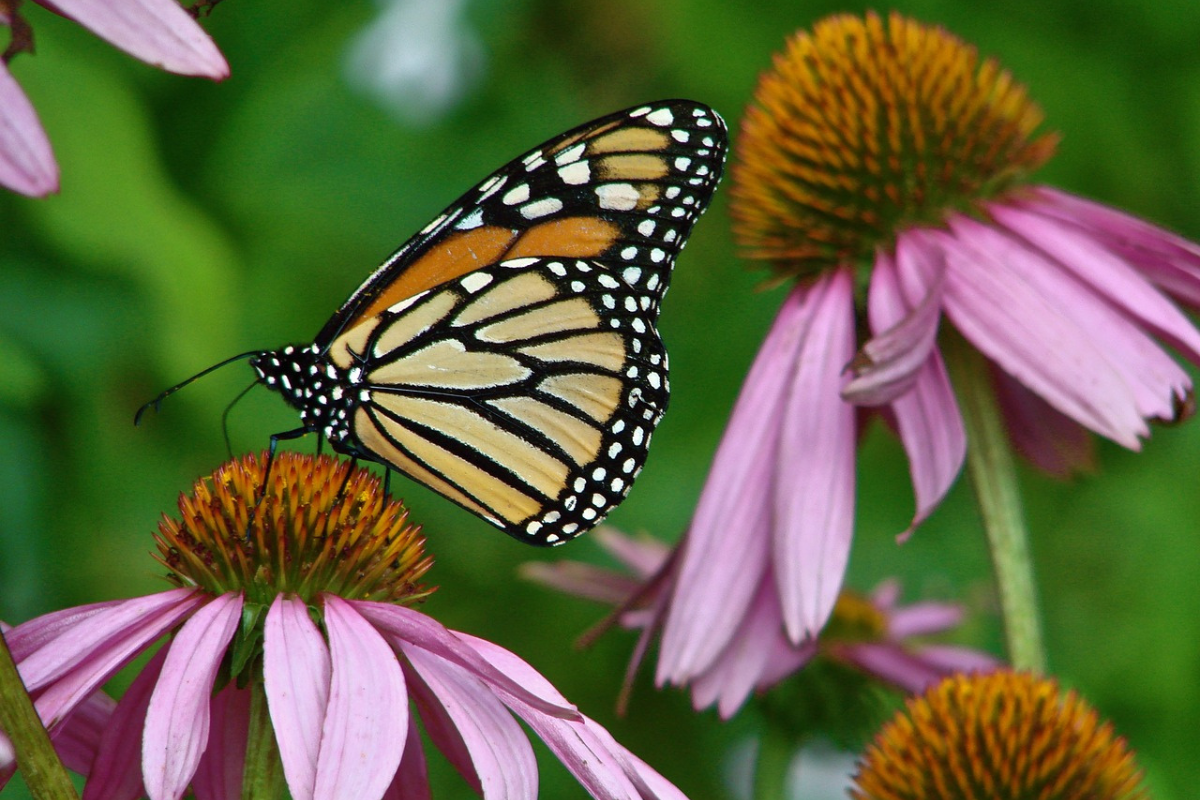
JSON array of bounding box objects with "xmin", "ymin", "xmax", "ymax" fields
[
  {"xmin": 948, "ymin": 337, "xmax": 1046, "ymax": 673},
  {"xmin": 0, "ymin": 632, "xmax": 79, "ymax": 800},
  {"xmin": 753, "ymin": 720, "xmax": 794, "ymax": 800},
  {"xmin": 241, "ymin": 679, "xmax": 286, "ymax": 800}
]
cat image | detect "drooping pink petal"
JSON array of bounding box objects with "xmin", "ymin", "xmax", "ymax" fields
[
  {"xmin": 6, "ymin": 598, "xmax": 137, "ymax": 665},
  {"xmin": 402, "ymin": 643, "xmax": 537, "ymax": 798},
  {"xmin": 935, "ymin": 218, "xmax": 1149, "ymax": 447},
  {"xmin": 990, "ymin": 366, "xmax": 1096, "ymax": 477},
  {"xmin": 658, "ymin": 288, "xmax": 805, "ymax": 684},
  {"xmin": 617, "ymin": 747, "xmax": 690, "ymax": 800},
  {"xmin": 83, "ymin": 648, "xmax": 165, "ymax": 800},
  {"xmin": 143, "ymin": 591, "xmax": 243, "ymax": 800},
  {"xmin": 907, "ymin": 644, "xmax": 1001, "ymax": 675},
  {"xmin": 0, "ymin": 63, "xmax": 58, "ymax": 196},
  {"xmin": 35, "ymin": 0, "xmax": 228, "ymax": 79},
  {"xmin": 314, "ymin": 596, "xmax": 407, "ymax": 800},
  {"xmin": 382, "ymin": 712, "xmax": 430, "ymax": 800},
  {"xmin": 885, "ymin": 602, "xmax": 963, "ymax": 638},
  {"xmin": 22, "ymin": 590, "xmax": 205, "ymax": 729},
  {"xmin": 593, "ymin": 527, "xmax": 671, "ymax": 579},
  {"xmin": 774, "ymin": 266, "xmax": 858, "ymax": 643},
  {"xmin": 843, "ymin": 247, "xmax": 945, "ymax": 404},
  {"xmin": 192, "ymin": 684, "xmax": 250, "ymax": 800},
  {"xmin": 263, "ymin": 595, "xmax": 331, "ymax": 800},
  {"xmin": 458, "ymin": 633, "xmax": 656, "ymax": 800},
  {"xmin": 351, "ymin": 601, "xmax": 573, "ymax": 718},
  {"xmin": 948, "ymin": 214, "xmax": 1190, "ymax": 425},
  {"xmin": 991, "ymin": 201, "xmax": 1200, "ymax": 367},
  {"xmin": 689, "ymin": 582, "xmax": 790, "ymax": 719},
  {"xmin": 872, "ymin": 235, "xmax": 965, "ymax": 536},
  {"xmin": 519, "ymin": 560, "xmax": 645, "ymax": 606},
  {"xmin": 582, "ymin": 718, "xmax": 689, "ymax": 800},
  {"xmin": 1026, "ymin": 187, "xmax": 1200, "ymax": 311}
]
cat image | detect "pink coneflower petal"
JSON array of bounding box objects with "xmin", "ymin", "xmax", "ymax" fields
[
  {"xmin": 886, "ymin": 601, "xmax": 963, "ymax": 638},
  {"xmin": 951, "ymin": 215, "xmax": 1190, "ymax": 423},
  {"xmin": 991, "ymin": 201, "xmax": 1200, "ymax": 365},
  {"xmin": 843, "ymin": 248, "xmax": 945, "ymax": 405},
  {"xmin": 191, "ymin": 684, "xmax": 249, "ymax": 800},
  {"xmin": 459, "ymin": 633, "xmax": 659, "ymax": 800},
  {"xmin": 874, "ymin": 237, "xmax": 965, "ymax": 536},
  {"xmin": 1026, "ymin": 186, "xmax": 1200, "ymax": 308},
  {"xmin": 314, "ymin": 596, "xmax": 407, "ymax": 800},
  {"xmin": 352, "ymin": 602, "xmax": 574, "ymax": 718},
  {"xmin": 0, "ymin": 63, "xmax": 58, "ymax": 196},
  {"xmin": 383, "ymin": 713, "xmax": 430, "ymax": 800},
  {"xmin": 659, "ymin": 287, "xmax": 805, "ymax": 683},
  {"xmin": 935, "ymin": 220, "xmax": 1149, "ymax": 447},
  {"xmin": 990, "ymin": 367, "xmax": 1096, "ymax": 477},
  {"xmin": 594, "ymin": 527, "xmax": 670, "ymax": 579},
  {"xmin": 35, "ymin": 0, "xmax": 229, "ymax": 79},
  {"xmin": 519, "ymin": 561, "xmax": 644, "ymax": 606},
  {"xmin": 403, "ymin": 643, "xmax": 537, "ymax": 797},
  {"xmin": 690, "ymin": 583, "xmax": 789, "ymax": 719},
  {"xmin": 53, "ymin": 693, "xmax": 116, "ymax": 778},
  {"xmin": 908, "ymin": 644, "xmax": 1001, "ymax": 675},
  {"xmin": 143, "ymin": 591, "xmax": 243, "ymax": 800},
  {"xmin": 263, "ymin": 595, "xmax": 331, "ymax": 800},
  {"xmin": 6, "ymin": 599, "xmax": 130, "ymax": 664},
  {"xmin": 23, "ymin": 590, "xmax": 203, "ymax": 729},
  {"xmin": 774, "ymin": 266, "xmax": 857, "ymax": 642},
  {"xmin": 83, "ymin": 649, "xmax": 164, "ymax": 800},
  {"xmin": 836, "ymin": 643, "xmax": 957, "ymax": 693}
]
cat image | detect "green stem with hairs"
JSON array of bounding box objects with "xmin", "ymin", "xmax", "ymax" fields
[
  {"xmin": 241, "ymin": 679, "xmax": 286, "ymax": 800},
  {"xmin": 0, "ymin": 631, "xmax": 79, "ymax": 799},
  {"xmin": 947, "ymin": 337, "xmax": 1046, "ymax": 673}
]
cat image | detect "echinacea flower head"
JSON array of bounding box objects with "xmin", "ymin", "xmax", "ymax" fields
[
  {"xmin": 0, "ymin": 0, "xmax": 227, "ymax": 196},
  {"xmin": 524, "ymin": 529, "xmax": 996, "ymax": 720},
  {"xmin": 6, "ymin": 453, "xmax": 691, "ymax": 800},
  {"xmin": 659, "ymin": 11, "xmax": 1200, "ymax": 687},
  {"xmin": 850, "ymin": 671, "xmax": 1148, "ymax": 800}
]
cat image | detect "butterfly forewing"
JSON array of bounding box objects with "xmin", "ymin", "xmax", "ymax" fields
[
  {"xmin": 315, "ymin": 101, "xmax": 727, "ymax": 349},
  {"xmin": 341, "ymin": 257, "xmax": 669, "ymax": 545}
]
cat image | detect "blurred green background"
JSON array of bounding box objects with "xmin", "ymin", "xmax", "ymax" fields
[{"xmin": 2, "ymin": 0, "xmax": 1199, "ymax": 797}]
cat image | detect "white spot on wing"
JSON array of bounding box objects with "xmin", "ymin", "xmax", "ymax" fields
[
  {"xmin": 503, "ymin": 184, "xmax": 531, "ymax": 205},
  {"xmin": 646, "ymin": 108, "xmax": 674, "ymax": 126},
  {"xmin": 595, "ymin": 183, "xmax": 640, "ymax": 211},
  {"xmin": 521, "ymin": 197, "xmax": 563, "ymax": 219},
  {"xmin": 460, "ymin": 272, "xmax": 493, "ymax": 293},
  {"xmin": 558, "ymin": 161, "xmax": 590, "ymax": 185}
]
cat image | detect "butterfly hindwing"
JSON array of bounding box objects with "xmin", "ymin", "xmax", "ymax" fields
[
  {"xmin": 341, "ymin": 257, "xmax": 668, "ymax": 545},
  {"xmin": 314, "ymin": 101, "xmax": 727, "ymax": 350}
]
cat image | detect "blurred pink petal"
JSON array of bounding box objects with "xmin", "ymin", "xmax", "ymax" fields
[
  {"xmin": 990, "ymin": 366, "xmax": 1095, "ymax": 477},
  {"xmin": 83, "ymin": 648, "xmax": 165, "ymax": 800},
  {"xmin": 264, "ymin": 595, "xmax": 331, "ymax": 800},
  {"xmin": 143, "ymin": 591, "xmax": 242, "ymax": 800},
  {"xmin": 658, "ymin": 286, "xmax": 804, "ymax": 683},
  {"xmin": 0, "ymin": 63, "xmax": 58, "ymax": 196},
  {"xmin": 909, "ymin": 644, "xmax": 1002, "ymax": 675},
  {"xmin": 36, "ymin": 0, "xmax": 229, "ymax": 78},
  {"xmin": 314, "ymin": 596, "xmax": 407, "ymax": 800},
  {"xmin": 836, "ymin": 643, "xmax": 960, "ymax": 694},
  {"xmin": 403, "ymin": 643, "xmax": 537, "ymax": 797},
  {"xmin": 886, "ymin": 602, "xmax": 963, "ymax": 638},
  {"xmin": 594, "ymin": 526, "xmax": 671, "ymax": 578},
  {"xmin": 774, "ymin": 267, "xmax": 857, "ymax": 642},
  {"xmin": 192, "ymin": 684, "xmax": 249, "ymax": 800}
]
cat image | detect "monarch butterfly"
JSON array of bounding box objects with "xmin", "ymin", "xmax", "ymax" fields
[{"xmin": 139, "ymin": 100, "xmax": 727, "ymax": 545}]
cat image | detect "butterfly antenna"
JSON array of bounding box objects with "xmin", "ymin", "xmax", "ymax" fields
[
  {"xmin": 134, "ymin": 350, "xmax": 262, "ymax": 426},
  {"xmin": 221, "ymin": 380, "xmax": 260, "ymax": 458}
]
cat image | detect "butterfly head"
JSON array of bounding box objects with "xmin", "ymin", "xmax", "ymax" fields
[{"xmin": 251, "ymin": 344, "xmax": 361, "ymax": 446}]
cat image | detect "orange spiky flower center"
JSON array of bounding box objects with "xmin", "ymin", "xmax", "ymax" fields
[
  {"xmin": 850, "ymin": 671, "xmax": 1148, "ymax": 800},
  {"xmin": 730, "ymin": 11, "xmax": 1058, "ymax": 279},
  {"xmin": 154, "ymin": 452, "xmax": 432, "ymax": 607}
]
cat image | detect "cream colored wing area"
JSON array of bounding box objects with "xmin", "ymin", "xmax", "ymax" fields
[
  {"xmin": 373, "ymin": 292, "xmax": 459, "ymax": 357},
  {"xmin": 369, "ymin": 339, "xmax": 531, "ymax": 390},
  {"xmin": 518, "ymin": 331, "xmax": 626, "ymax": 372},
  {"xmin": 328, "ymin": 317, "xmax": 379, "ymax": 370},
  {"xmin": 452, "ymin": 271, "xmax": 558, "ymax": 327},
  {"xmin": 371, "ymin": 393, "xmax": 568, "ymax": 499},
  {"xmin": 537, "ymin": 373, "xmax": 624, "ymax": 422},
  {"xmin": 356, "ymin": 408, "xmax": 543, "ymax": 526},
  {"xmin": 475, "ymin": 298, "xmax": 600, "ymax": 344},
  {"xmin": 487, "ymin": 396, "xmax": 603, "ymax": 466},
  {"xmin": 354, "ymin": 408, "xmax": 496, "ymax": 522}
]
